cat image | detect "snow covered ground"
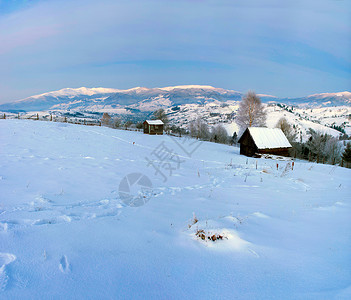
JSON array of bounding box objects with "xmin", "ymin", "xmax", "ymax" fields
[{"xmin": 0, "ymin": 119, "xmax": 350, "ymax": 299}]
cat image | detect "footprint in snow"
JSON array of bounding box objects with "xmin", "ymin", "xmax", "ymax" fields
[
  {"xmin": 252, "ymin": 212, "xmax": 270, "ymax": 219},
  {"xmin": 0, "ymin": 253, "xmax": 16, "ymax": 292},
  {"xmin": 59, "ymin": 255, "xmax": 70, "ymax": 273},
  {"xmin": 33, "ymin": 215, "xmax": 71, "ymax": 226},
  {"xmin": 0, "ymin": 223, "xmax": 8, "ymax": 232}
]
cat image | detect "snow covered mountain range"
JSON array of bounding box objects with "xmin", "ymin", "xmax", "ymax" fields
[
  {"xmin": 0, "ymin": 85, "xmax": 242, "ymax": 112},
  {"xmin": 1, "ymin": 85, "xmax": 350, "ymax": 138},
  {"xmin": 1, "ymin": 85, "xmax": 350, "ymax": 113}
]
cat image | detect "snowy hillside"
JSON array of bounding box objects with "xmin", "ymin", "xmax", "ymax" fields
[
  {"xmin": 1, "ymin": 119, "xmax": 350, "ymax": 299},
  {"xmin": 166, "ymin": 101, "xmax": 350, "ymax": 139}
]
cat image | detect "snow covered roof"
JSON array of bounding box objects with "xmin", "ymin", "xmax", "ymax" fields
[
  {"xmin": 145, "ymin": 120, "xmax": 164, "ymax": 125},
  {"xmin": 247, "ymin": 127, "xmax": 292, "ymax": 149}
]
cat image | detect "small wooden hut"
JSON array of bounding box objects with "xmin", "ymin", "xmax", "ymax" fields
[
  {"xmin": 143, "ymin": 120, "xmax": 164, "ymax": 135},
  {"xmin": 238, "ymin": 127, "xmax": 292, "ymax": 157}
]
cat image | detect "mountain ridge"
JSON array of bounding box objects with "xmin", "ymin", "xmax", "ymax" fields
[{"xmin": 1, "ymin": 85, "xmax": 350, "ymax": 113}]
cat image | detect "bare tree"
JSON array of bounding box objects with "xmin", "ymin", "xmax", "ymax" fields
[
  {"xmin": 112, "ymin": 117, "xmax": 121, "ymax": 128},
  {"xmin": 101, "ymin": 113, "xmax": 112, "ymax": 126},
  {"xmin": 189, "ymin": 117, "xmax": 210, "ymax": 140},
  {"xmin": 326, "ymin": 136, "xmax": 342, "ymax": 165},
  {"xmin": 236, "ymin": 91, "xmax": 266, "ymax": 130},
  {"xmin": 189, "ymin": 122, "xmax": 197, "ymax": 137},
  {"xmin": 275, "ymin": 117, "xmax": 297, "ymax": 143},
  {"xmin": 210, "ymin": 124, "xmax": 229, "ymax": 144},
  {"xmin": 124, "ymin": 120, "xmax": 133, "ymax": 129},
  {"xmin": 170, "ymin": 125, "xmax": 184, "ymax": 137},
  {"xmin": 153, "ymin": 109, "xmax": 169, "ymax": 125}
]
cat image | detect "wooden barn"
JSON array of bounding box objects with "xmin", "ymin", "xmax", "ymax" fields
[
  {"xmin": 143, "ymin": 120, "xmax": 164, "ymax": 135},
  {"xmin": 238, "ymin": 127, "xmax": 292, "ymax": 157}
]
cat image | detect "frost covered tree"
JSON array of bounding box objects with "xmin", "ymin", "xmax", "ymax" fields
[
  {"xmin": 306, "ymin": 129, "xmax": 328, "ymax": 162},
  {"xmin": 210, "ymin": 124, "xmax": 228, "ymax": 144},
  {"xmin": 236, "ymin": 91, "xmax": 266, "ymax": 130},
  {"xmin": 305, "ymin": 129, "xmax": 342, "ymax": 164},
  {"xmin": 189, "ymin": 118, "xmax": 210, "ymax": 140},
  {"xmin": 101, "ymin": 113, "xmax": 112, "ymax": 126},
  {"xmin": 231, "ymin": 132, "xmax": 238, "ymax": 145},
  {"xmin": 326, "ymin": 136, "xmax": 343, "ymax": 165},
  {"xmin": 275, "ymin": 117, "xmax": 297, "ymax": 143}
]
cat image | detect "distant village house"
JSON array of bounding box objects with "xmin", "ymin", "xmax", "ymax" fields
[
  {"xmin": 238, "ymin": 127, "xmax": 292, "ymax": 157},
  {"xmin": 143, "ymin": 120, "xmax": 164, "ymax": 135}
]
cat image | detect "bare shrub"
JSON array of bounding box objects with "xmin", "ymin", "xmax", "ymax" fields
[{"xmin": 195, "ymin": 229, "xmax": 225, "ymax": 242}]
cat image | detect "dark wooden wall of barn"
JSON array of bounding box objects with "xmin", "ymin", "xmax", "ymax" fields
[
  {"xmin": 143, "ymin": 122, "xmax": 164, "ymax": 135},
  {"xmin": 238, "ymin": 129, "xmax": 291, "ymax": 157},
  {"xmin": 239, "ymin": 130, "xmax": 258, "ymax": 156}
]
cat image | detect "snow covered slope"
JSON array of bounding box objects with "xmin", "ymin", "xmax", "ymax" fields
[
  {"xmin": 167, "ymin": 101, "xmax": 350, "ymax": 139},
  {"xmin": 1, "ymin": 119, "xmax": 350, "ymax": 299}
]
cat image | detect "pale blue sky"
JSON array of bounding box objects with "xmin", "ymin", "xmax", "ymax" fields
[{"xmin": 0, "ymin": 0, "xmax": 350, "ymax": 103}]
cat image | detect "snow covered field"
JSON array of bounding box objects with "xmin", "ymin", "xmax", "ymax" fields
[{"xmin": 0, "ymin": 119, "xmax": 350, "ymax": 299}]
